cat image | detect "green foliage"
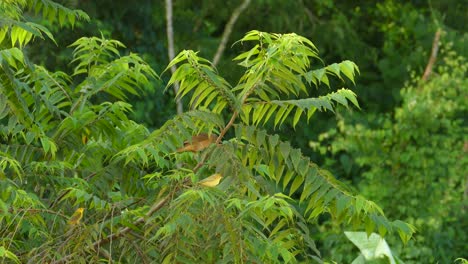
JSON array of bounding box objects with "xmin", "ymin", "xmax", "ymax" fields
[
  {"xmin": 1, "ymin": 2, "xmax": 415, "ymax": 262},
  {"xmin": 166, "ymin": 50, "xmax": 239, "ymax": 113},
  {"xmin": 0, "ymin": 245, "xmax": 21, "ymax": 264},
  {"xmin": 316, "ymin": 47, "xmax": 467, "ymax": 262},
  {"xmin": 0, "ymin": 0, "xmax": 89, "ymax": 48},
  {"xmin": 69, "ymin": 35, "xmax": 156, "ymax": 99}
]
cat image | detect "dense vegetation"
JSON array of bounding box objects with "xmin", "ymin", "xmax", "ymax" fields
[
  {"xmin": 1, "ymin": 0, "xmax": 466, "ymax": 263},
  {"xmin": 316, "ymin": 50, "xmax": 467, "ymax": 262}
]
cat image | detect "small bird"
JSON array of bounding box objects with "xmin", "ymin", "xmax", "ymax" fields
[
  {"xmin": 176, "ymin": 134, "xmax": 217, "ymax": 153},
  {"xmin": 198, "ymin": 173, "xmax": 223, "ymax": 187},
  {"xmin": 68, "ymin": 208, "xmax": 85, "ymax": 225}
]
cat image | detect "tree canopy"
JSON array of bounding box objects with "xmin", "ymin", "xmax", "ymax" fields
[{"xmin": 1, "ymin": 0, "xmax": 466, "ymax": 263}]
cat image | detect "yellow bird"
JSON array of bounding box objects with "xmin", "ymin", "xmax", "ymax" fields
[
  {"xmin": 198, "ymin": 173, "xmax": 223, "ymax": 187},
  {"xmin": 68, "ymin": 208, "xmax": 84, "ymax": 225}
]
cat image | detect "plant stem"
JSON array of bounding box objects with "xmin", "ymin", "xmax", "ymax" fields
[{"xmin": 216, "ymin": 111, "xmax": 238, "ymax": 144}]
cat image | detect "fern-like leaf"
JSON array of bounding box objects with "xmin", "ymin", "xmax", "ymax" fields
[
  {"xmin": 165, "ymin": 50, "xmax": 240, "ymax": 113},
  {"xmin": 232, "ymin": 125, "xmax": 415, "ymax": 242},
  {"xmin": 69, "ymin": 36, "xmax": 157, "ymax": 101},
  {"xmin": 243, "ymin": 88, "xmax": 359, "ymax": 127}
]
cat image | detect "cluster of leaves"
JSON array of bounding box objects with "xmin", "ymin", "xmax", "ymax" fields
[
  {"xmin": 1, "ymin": 1, "xmax": 414, "ymax": 263},
  {"xmin": 1, "ymin": 1, "xmax": 155, "ymax": 262},
  {"xmin": 315, "ymin": 47, "xmax": 467, "ymax": 262},
  {"xmin": 0, "ymin": 0, "xmax": 89, "ymax": 47}
]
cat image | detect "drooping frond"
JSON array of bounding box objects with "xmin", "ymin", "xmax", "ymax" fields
[
  {"xmin": 243, "ymin": 88, "xmax": 360, "ymax": 127},
  {"xmin": 27, "ymin": 0, "xmax": 90, "ymax": 28},
  {"xmin": 28, "ymin": 66, "xmax": 73, "ymax": 117},
  {"xmin": 0, "ymin": 151, "xmax": 24, "ymax": 180},
  {"xmin": 1, "ymin": 54, "xmax": 71, "ymax": 160},
  {"xmin": 0, "ymin": 53, "xmax": 62, "ymax": 157},
  {"xmin": 165, "ymin": 50, "xmax": 240, "ymax": 113},
  {"xmin": 0, "ymin": 143, "xmax": 43, "ymax": 171},
  {"xmin": 0, "ymin": 0, "xmax": 89, "ymax": 47},
  {"xmin": 229, "ymin": 125, "xmax": 415, "ymax": 243},
  {"xmin": 304, "ymin": 60, "xmax": 360, "ymax": 87},
  {"xmin": 54, "ymin": 101, "xmax": 134, "ymax": 146},
  {"xmin": 0, "ymin": 19, "xmax": 56, "ymax": 47},
  {"xmin": 69, "ymin": 36, "xmax": 158, "ymax": 101},
  {"xmin": 0, "ymin": 47, "xmax": 25, "ymax": 70}
]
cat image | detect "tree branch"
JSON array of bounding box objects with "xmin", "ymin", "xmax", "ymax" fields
[
  {"xmin": 300, "ymin": 0, "xmax": 319, "ymax": 25},
  {"xmin": 421, "ymin": 29, "xmax": 442, "ymax": 82},
  {"xmin": 165, "ymin": 0, "xmax": 183, "ymax": 114},
  {"xmin": 216, "ymin": 111, "xmax": 238, "ymax": 145},
  {"xmin": 212, "ymin": 0, "xmax": 251, "ymax": 67},
  {"xmin": 215, "ymin": 80, "xmax": 260, "ymax": 144}
]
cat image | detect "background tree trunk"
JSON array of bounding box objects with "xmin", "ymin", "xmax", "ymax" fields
[{"xmin": 165, "ymin": 0, "xmax": 183, "ymax": 114}]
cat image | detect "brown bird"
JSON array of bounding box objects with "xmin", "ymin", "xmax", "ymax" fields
[{"xmin": 176, "ymin": 134, "xmax": 217, "ymax": 153}]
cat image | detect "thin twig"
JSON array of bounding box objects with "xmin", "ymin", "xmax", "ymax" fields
[
  {"xmin": 421, "ymin": 29, "xmax": 442, "ymax": 82},
  {"xmin": 165, "ymin": 0, "xmax": 183, "ymax": 114},
  {"xmin": 215, "ymin": 81, "xmax": 260, "ymax": 145},
  {"xmin": 91, "ymin": 195, "xmax": 170, "ymax": 248},
  {"xmin": 216, "ymin": 111, "xmax": 238, "ymax": 145},
  {"xmin": 212, "ymin": 0, "xmax": 252, "ymax": 67},
  {"xmin": 130, "ymin": 239, "xmax": 150, "ymax": 264},
  {"xmin": 300, "ymin": 0, "xmax": 319, "ymax": 25},
  {"xmin": 52, "ymin": 195, "xmax": 171, "ymax": 264}
]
